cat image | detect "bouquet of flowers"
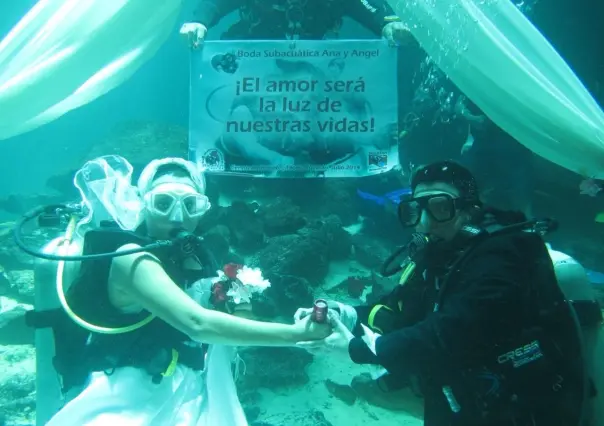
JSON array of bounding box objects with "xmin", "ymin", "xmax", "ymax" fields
[{"xmin": 211, "ymin": 263, "xmax": 271, "ymax": 307}]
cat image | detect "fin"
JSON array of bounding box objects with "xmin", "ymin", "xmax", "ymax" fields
[
  {"xmin": 595, "ymin": 212, "xmax": 604, "ymax": 223},
  {"xmin": 356, "ymin": 189, "xmax": 387, "ymax": 206},
  {"xmin": 383, "ymin": 187, "xmax": 412, "ymax": 203}
]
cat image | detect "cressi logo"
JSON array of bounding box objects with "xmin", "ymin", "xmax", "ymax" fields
[{"xmin": 360, "ymin": 0, "xmax": 377, "ymax": 13}]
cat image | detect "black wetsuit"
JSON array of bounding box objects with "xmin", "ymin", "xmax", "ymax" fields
[
  {"xmin": 193, "ymin": 0, "xmax": 397, "ymax": 40},
  {"xmin": 347, "ymin": 230, "xmax": 587, "ymax": 426}
]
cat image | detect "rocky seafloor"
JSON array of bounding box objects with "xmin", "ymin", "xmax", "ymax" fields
[{"xmin": 1, "ymin": 121, "xmax": 603, "ymax": 426}]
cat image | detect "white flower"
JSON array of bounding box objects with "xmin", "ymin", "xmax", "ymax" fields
[
  {"xmin": 225, "ymin": 266, "xmax": 271, "ymax": 305},
  {"xmin": 227, "ymin": 281, "xmax": 253, "ymax": 304},
  {"xmin": 236, "ymin": 266, "xmax": 271, "ymax": 293}
]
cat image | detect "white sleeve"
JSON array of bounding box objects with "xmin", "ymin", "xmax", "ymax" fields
[{"xmin": 333, "ymin": 301, "xmax": 358, "ymax": 332}]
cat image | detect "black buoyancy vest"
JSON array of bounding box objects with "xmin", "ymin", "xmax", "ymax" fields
[
  {"xmin": 432, "ymin": 231, "xmax": 591, "ymax": 425},
  {"xmin": 29, "ymin": 224, "xmax": 218, "ymax": 391}
]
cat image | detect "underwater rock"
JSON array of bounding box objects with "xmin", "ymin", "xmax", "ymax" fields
[
  {"xmin": 258, "ymin": 197, "xmax": 306, "ymax": 237},
  {"xmin": 299, "ymin": 215, "xmax": 352, "ymax": 261},
  {"xmin": 320, "ymin": 179, "xmax": 358, "ymax": 226},
  {"xmin": 238, "ymin": 347, "xmax": 313, "ymax": 390},
  {"xmin": 252, "ymin": 410, "xmax": 334, "ymax": 426},
  {"xmin": 0, "ymin": 297, "xmax": 33, "ymax": 346},
  {"xmin": 222, "ymin": 201, "xmax": 265, "ymax": 252},
  {"xmin": 249, "ymin": 217, "xmax": 354, "ymax": 316},
  {"xmin": 350, "ymin": 233, "xmax": 392, "ymax": 270},
  {"xmin": 253, "ymin": 274, "xmax": 314, "ymax": 319},
  {"xmin": 0, "ymin": 345, "xmax": 35, "ymax": 426},
  {"xmin": 0, "ymin": 228, "xmax": 62, "ymax": 271},
  {"xmin": 201, "ymin": 225, "xmax": 232, "ymax": 265},
  {"xmin": 251, "ymin": 234, "xmax": 328, "ymax": 285},
  {"xmin": 5, "ymin": 271, "xmax": 34, "ymax": 304}
]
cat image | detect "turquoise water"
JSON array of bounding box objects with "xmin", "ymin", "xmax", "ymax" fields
[{"xmin": 0, "ymin": 1, "xmax": 603, "ymax": 425}]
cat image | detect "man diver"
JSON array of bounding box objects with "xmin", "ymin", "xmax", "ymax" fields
[
  {"xmin": 179, "ymin": 0, "xmax": 413, "ymax": 45},
  {"xmin": 295, "ymin": 160, "xmax": 603, "ymax": 425}
]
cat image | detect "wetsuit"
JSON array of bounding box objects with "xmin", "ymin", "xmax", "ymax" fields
[
  {"xmin": 193, "ymin": 0, "xmax": 398, "ymax": 40},
  {"xmin": 347, "ymin": 230, "xmax": 589, "ymax": 426}
]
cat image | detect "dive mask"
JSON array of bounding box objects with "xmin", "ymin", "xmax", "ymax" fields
[
  {"xmin": 144, "ymin": 183, "xmax": 211, "ymax": 218},
  {"xmin": 398, "ymin": 193, "xmax": 470, "ymax": 227}
]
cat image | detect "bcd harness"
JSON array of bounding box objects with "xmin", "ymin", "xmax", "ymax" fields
[
  {"xmin": 367, "ymin": 226, "xmax": 602, "ymax": 423},
  {"xmin": 25, "ymin": 223, "xmax": 218, "ymax": 393}
]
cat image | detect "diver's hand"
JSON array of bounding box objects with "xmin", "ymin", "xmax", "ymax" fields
[
  {"xmin": 293, "ymin": 307, "xmax": 313, "ymax": 322},
  {"xmin": 179, "ymin": 22, "xmax": 207, "ymax": 49},
  {"xmin": 292, "ymin": 314, "xmax": 332, "ymax": 342},
  {"xmin": 382, "ymin": 22, "xmax": 414, "ymax": 47},
  {"xmin": 296, "ymin": 314, "xmax": 354, "ymax": 358}
]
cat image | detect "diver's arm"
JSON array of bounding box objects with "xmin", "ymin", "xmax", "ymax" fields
[
  {"xmin": 110, "ymin": 246, "xmax": 307, "ymax": 347},
  {"xmin": 192, "ymin": 0, "xmax": 242, "ymax": 28},
  {"xmin": 344, "ymin": 0, "xmax": 400, "ymax": 37},
  {"xmin": 327, "ymin": 280, "xmax": 425, "ymax": 337},
  {"xmin": 347, "ymin": 239, "xmax": 526, "ymax": 374}
]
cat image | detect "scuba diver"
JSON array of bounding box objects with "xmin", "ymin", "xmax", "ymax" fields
[
  {"xmin": 17, "ymin": 156, "xmax": 330, "ymax": 426},
  {"xmin": 179, "ymin": 0, "xmax": 413, "ymax": 45},
  {"xmin": 294, "ymin": 160, "xmax": 604, "ymax": 425}
]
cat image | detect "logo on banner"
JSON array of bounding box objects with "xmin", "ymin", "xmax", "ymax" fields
[
  {"xmin": 200, "ymin": 148, "xmax": 226, "ymax": 172},
  {"xmin": 367, "ymin": 151, "xmax": 388, "ymax": 172}
]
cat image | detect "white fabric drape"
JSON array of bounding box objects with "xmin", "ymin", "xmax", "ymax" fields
[
  {"xmin": 390, "ymin": 0, "xmax": 604, "ymax": 178},
  {"xmin": 0, "ymin": 0, "xmax": 182, "ymax": 140}
]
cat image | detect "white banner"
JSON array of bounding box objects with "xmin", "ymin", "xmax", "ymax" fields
[{"xmin": 190, "ymin": 39, "xmax": 399, "ymax": 177}]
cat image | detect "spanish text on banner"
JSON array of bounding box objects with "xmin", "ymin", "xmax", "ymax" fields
[{"xmin": 189, "ymin": 39, "xmax": 399, "ymax": 178}]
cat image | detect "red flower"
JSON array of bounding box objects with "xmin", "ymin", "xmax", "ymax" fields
[{"xmin": 223, "ymin": 263, "xmax": 243, "ymax": 279}]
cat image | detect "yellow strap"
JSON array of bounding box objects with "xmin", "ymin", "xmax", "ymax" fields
[
  {"xmin": 161, "ymin": 349, "xmax": 179, "ymax": 377},
  {"xmin": 399, "ymin": 261, "xmax": 416, "ymax": 285},
  {"xmin": 365, "ymin": 263, "xmax": 417, "ymax": 333},
  {"xmin": 396, "ymin": 262, "xmax": 418, "ymax": 310},
  {"xmin": 368, "ymin": 304, "xmax": 393, "ymax": 334}
]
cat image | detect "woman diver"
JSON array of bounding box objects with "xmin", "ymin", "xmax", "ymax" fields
[{"xmin": 41, "ymin": 156, "xmax": 330, "ymax": 426}]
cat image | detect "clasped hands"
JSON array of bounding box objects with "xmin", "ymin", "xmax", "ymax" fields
[{"xmin": 292, "ymin": 306, "xmax": 355, "ymax": 357}]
